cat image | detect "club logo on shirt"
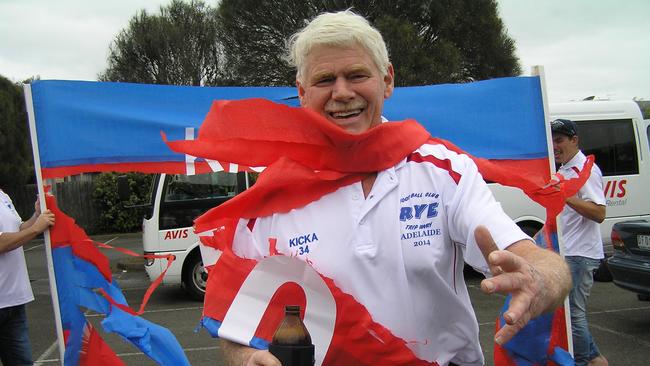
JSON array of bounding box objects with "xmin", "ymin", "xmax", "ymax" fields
[
  {"xmin": 399, "ymin": 192, "xmax": 439, "ymax": 221},
  {"xmin": 400, "ymin": 192, "xmax": 442, "ymax": 247}
]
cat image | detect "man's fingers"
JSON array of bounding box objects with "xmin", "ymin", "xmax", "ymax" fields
[
  {"xmin": 501, "ymin": 292, "xmax": 533, "ymax": 325},
  {"xmin": 482, "ymin": 271, "xmax": 527, "ymax": 294},
  {"xmin": 494, "ymin": 313, "xmax": 530, "ymax": 345},
  {"xmin": 247, "ymin": 350, "xmax": 281, "ymax": 366},
  {"xmin": 42, "ymin": 210, "xmax": 55, "ymax": 223},
  {"xmin": 485, "ymin": 249, "xmax": 526, "ymax": 274},
  {"xmin": 475, "ymin": 226, "xmax": 503, "ymax": 276},
  {"xmin": 475, "ymin": 226, "xmax": 498, "ymax": 261}
]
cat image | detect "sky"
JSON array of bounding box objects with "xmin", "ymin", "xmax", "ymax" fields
[{"xmin": 0, "ymin": 0, "xmax": 648, "ymax": 102}]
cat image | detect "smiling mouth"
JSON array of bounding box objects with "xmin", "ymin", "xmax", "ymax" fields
[{"xmin": 329, "ymin": 109, "xmax": 363, "ymax": 119}]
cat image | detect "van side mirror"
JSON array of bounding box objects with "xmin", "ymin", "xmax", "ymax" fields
[{"xmin": 117, "ymin": 175, "xmax": 131, "ymax": 201}]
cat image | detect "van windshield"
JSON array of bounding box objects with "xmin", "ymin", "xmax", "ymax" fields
[{"xmin": 163, "ymin": 172, "xmax": 237, "ymax": 202}]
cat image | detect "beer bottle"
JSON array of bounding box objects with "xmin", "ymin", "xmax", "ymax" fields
[{"xmin": 268, "ymin": 305, "xmax": 315, "ymax": 366}]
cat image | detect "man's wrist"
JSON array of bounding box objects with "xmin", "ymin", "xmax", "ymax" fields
[
  {"xmin": 26, "ymin": 225, "xmax": 41, "ymax": 236},
  {"xmin": 242, "ymin": 349, "xmax": 255, "ymax": 366}
]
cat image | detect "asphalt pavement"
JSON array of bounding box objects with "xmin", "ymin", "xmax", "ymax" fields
[{"xmin": 23, "ymin": 233, "xmax": 650, "ymax": 365}]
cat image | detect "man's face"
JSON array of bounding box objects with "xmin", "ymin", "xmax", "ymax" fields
[
  {"xmin": 552, "ymin": 133, "xmax": 579, "ymax": 164},
  {"xmin": 296, "ymin": 45, "xmax": 394, "ymax": 134}
]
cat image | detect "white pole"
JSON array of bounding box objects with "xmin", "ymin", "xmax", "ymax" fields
[
  {"xmin": 23, "ymin": 83, "xmax": 66, "ymax": 365},
  {"xmin": 531, "ymin": 65, "xmax": 574, "ymax": 357}
]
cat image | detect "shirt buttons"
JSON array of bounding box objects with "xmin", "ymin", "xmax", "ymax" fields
[{"xmin": 352, "ymin": 194, "xmax": 360, "ymax": 200}]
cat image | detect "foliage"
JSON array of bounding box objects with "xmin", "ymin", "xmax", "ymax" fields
[
  {"xmin": 92, "ymin": 172, "xmax": 153, "ymax": 233},
  {"xmin": 0, "ymin": 74, "xmax": 33, "ymax": 190},
  {"xmin": 635, "ymin": 100, "xmax": 650, "ymax": 119},
  {"xmin": 216, "ymin": 0, "xmax": 521, "ymax": 86},
  {"xmin": 99, "ymin": 0, "xmax": 227, "ymax": 86}
]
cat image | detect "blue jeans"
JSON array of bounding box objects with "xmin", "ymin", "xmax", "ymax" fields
[
  {"xmin": 566, "ymin": 256, "xmax": 601, "ymax": 366},
  {"xmin": 0, "ymin": 304, "xmax": 33, "ymax": 365}
]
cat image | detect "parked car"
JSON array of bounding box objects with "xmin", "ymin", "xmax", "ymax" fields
[{"xmin": 607, "ymin": 220, "xmax": 650, "ymax": 300}]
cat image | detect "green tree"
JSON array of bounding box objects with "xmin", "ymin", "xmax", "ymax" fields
[
  {"xmin": 92, "ymin": 172, "xmax": 153, "ymax": 233},
  {"xmin": 99, "ymin": 0, "xmax": 227, "ymax": 86},
  {"xmin": 0, "ymin": 74, "xmax": 33, "ymax": 189},
  {"xmin": 635, "ymin": 100, "xmax": 650, "ymax": 119},
  {"xmin": 217, "ymin": 0, "xmax": 521, "ymax": 86}
]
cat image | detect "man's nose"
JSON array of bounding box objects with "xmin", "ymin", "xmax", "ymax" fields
[{"xmin": 331, "ymin": 78, "xmax": 354, "ymax": 100}]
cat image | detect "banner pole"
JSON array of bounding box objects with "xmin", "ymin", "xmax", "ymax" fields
[
  {"xmin": 532, "ymin": 65, "xmax": 574, "ymax": 357},
  {"xmin": 24, "ymin": 83, "xmax": 66, "ymax": 365}
]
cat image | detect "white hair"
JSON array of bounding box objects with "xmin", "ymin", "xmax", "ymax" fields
[{"xmin": 286, "ymin": 10, "xmax": 390, "ymax": 83}]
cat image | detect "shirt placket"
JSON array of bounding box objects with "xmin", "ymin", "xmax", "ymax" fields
[{"xmin": 352, "ymin": 170, "xmax": 399, "ymax": 257}]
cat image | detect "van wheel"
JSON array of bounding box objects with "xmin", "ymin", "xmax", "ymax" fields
[
  {"xmin": 182, "ymin": 251, "xmax": 207, "ymax": 301},
  {"xmin": 519, "ymin": 223, "xmax": 542, "ymax": 238},
  {"xmin": 637, "ymin": 294, "xmax": 650, "ymax": 301}
]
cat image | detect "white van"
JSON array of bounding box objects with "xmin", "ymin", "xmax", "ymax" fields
[
  {"xmin": 550, "ymin": 101, "xmax": 650, "ymax": 250},
  {"xmin": 140, "ymin": 100, "xmax": 650, "ymax": 299}
]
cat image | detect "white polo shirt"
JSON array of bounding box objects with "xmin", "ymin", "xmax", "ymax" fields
[
  {"xmin": 557, "ymin": 151, "xmax": 606, "ymax": 259},
  {"xmin": 232, "ymin": 142, "xmax": 528, "ymax": 365},
  {"xmin": 0, "ymin": 190, "xmax": 34, "ymax": 309}
]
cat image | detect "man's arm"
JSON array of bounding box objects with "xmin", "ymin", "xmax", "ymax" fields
[
  {"xmin": 219, "ymin": 339, "xmax": 280, "ymax": 366},
  {"xmin": 0, "ymin": 210, "xmax": 55, "ymax": 253},
  {"xmin": 565, "ymin": 196, "xmax": 606, "ymax": 223},
  {"xmin": 476, "ymin": 226, "xmax": 571, "ymax": 345},
  {"xmin": 19, "ymin": 199, "xmax": 43, "ymax": 231}
]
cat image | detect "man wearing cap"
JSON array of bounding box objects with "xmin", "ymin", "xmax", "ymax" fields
[{"xmin": 552, "ymin": 118, "xmax": 608, "ymax": 366}]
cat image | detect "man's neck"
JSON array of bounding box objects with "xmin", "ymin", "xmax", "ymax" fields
[
  {"xmin": 563, "ymin": 149, "xmax": 580, "ymax": 165},
  {"xmin": 362, "ymin": 173, "xmax": 377, "ymax": 198}
]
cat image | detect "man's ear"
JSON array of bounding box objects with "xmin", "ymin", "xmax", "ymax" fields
[
  {"xmin": 296, "ymin": 79, "xmax": 306, "ymax": 106},
  {"xmin": 571, "ymin": 135, "xmax": 579, "ymax": 145},
  {"xmin": 384, "ymin": 63, "xmax": 395, "ymax": 99}
]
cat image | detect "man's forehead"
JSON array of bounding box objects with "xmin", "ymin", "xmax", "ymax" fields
[
  {"xmin": 309, "ymin": 63, "xmax": 373, "ymax": 77},
  {"xmin": 552, "ymin": 133, "xmax": 575, "ymax": 141}
]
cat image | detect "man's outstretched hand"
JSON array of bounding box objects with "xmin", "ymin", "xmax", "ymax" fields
[{"xmin": 475, "ymin": 226, "xmax": 571, "ymax": 345}]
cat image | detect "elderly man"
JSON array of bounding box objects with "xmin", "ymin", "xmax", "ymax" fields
[{"xmin": 220, "ymin": 10, "xmax": 571, "ymax": 366}]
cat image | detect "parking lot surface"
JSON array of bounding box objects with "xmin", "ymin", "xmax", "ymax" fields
[{"xmin": 24, "ymin": 233, "xmax": 650, "ymax": 365}]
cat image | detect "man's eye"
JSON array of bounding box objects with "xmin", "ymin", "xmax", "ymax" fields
[
  {"xmin": 314, "ymin": 77, "xmax": 334, "ymax": 85},
  {"xmin": 350, "ymin": 74, "xmax": 369, "ymax": 80}
]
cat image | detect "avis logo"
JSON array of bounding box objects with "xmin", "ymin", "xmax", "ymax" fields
[
  {"xmin": 604, "ymin": 179, "xmax": 626, "ymax": 198},
  {"xmin": 400, "ymin": 202, "xmax": 438, "ymax": 221},
  {"xmin": 164, "ymin": 229, "xmax": 189, "ymax": 240}
]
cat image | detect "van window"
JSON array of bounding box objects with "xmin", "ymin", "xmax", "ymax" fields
[
  {"xmin": 164, "ymin": 172, "xmax": 237, "ymax": 202},
  {"xmin": 578, "ymin": 119, "xmax": 639, "ymax": 176},
  {"xmin": 159, "ymin": 172, "xmax": 242, "ymax": 230}
]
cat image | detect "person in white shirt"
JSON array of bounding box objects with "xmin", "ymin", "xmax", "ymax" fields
[
  {"xmin": 220, "ymin": 10, "xmax": 572, "ymax": 366},
  {"xmin": 0, "ymin": 190, "xmax": 55, "ymax": 365},
  {"xmin": 552, "ymin": 118, "xmax": 608, "ymax": 366}
]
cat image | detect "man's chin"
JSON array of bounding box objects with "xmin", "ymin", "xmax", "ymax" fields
[{"xmin": 330, "ymin": 118, "xmax": 368, "ymax": 134}]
